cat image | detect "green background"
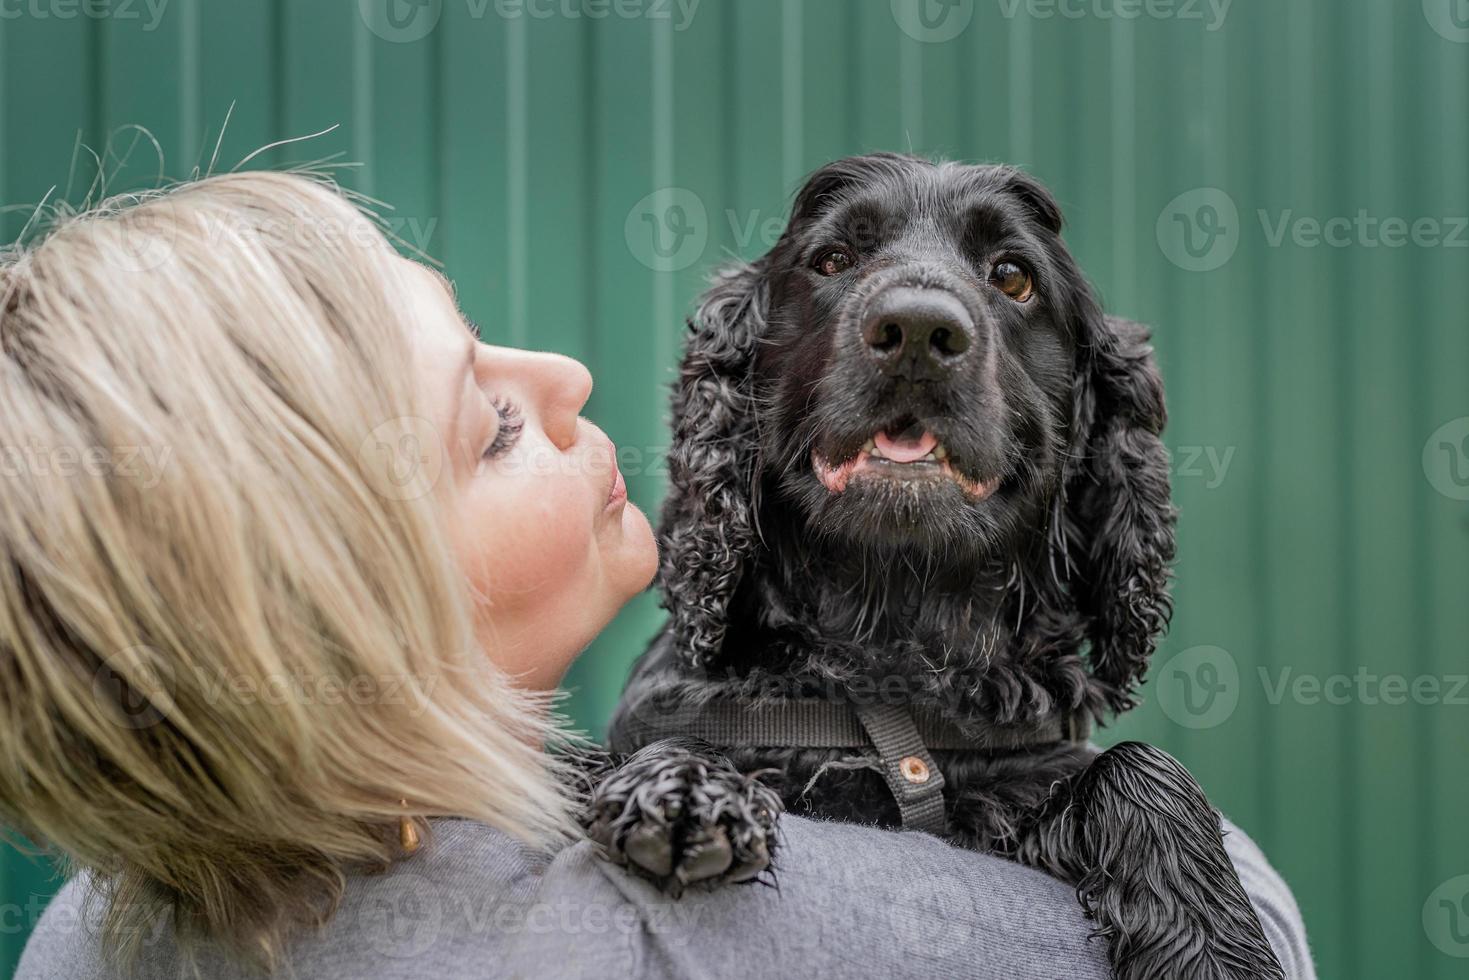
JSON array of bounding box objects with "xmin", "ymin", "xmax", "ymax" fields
[{"xmin": 2, "ymin": 0, "xmax": 1467, "ymax": 976}]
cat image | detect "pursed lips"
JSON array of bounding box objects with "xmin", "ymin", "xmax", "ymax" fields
[{"xmin": 602, "ymin": 436, "xmax": 627, "ymax": 509}]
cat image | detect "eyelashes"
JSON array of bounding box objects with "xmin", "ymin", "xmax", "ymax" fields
[{"xmin": 482, "ymin": 397, "xmax": 524, "ymax": 461}]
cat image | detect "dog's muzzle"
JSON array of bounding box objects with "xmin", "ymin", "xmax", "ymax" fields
[{"xmin": 859, "ymin": 286, "xmax": 975, "ymax": 382}]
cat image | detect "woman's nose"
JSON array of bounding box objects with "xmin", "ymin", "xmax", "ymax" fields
[{"xmin": 526, "ymin": 352, "xmax": 592, "ymax": 450}]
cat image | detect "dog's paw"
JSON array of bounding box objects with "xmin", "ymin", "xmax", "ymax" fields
[{"xmin": 582, "ymin": 741, "xmax": 782, "ymax": 896}]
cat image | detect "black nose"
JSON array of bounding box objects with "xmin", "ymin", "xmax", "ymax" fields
[{"xmin": 860, "ymin": 287, "xmax": 975, "ymax": 379}]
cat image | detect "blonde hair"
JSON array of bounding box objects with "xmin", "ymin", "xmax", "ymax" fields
[{"xmin": 0, "ymin": 171, "xmax": 578, "ymax": 969}]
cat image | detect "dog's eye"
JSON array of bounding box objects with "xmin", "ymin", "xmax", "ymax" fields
[
  {"xmin": 990, "ymin": 260, "xmax": 1034, "ymax": 303},
  {"xmin": 814, "ymin": 248, "xmax": 855, "ymax": 277}
]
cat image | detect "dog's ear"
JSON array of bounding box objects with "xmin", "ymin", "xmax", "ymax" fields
[
  {"xmin": 1061, "ymin": 312, "xmax": 1177, "ymax": 713},
  {"xmin": 991, "ymin": 165, "xmax": 1064, "ymax": 234},
  {"xmin": 658, "ymin": 260, "xmax": 768, "ymax": 669}
]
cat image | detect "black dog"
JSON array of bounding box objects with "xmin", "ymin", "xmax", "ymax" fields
[{"xmin": 585, "ymin": 154, "xmax": 1283, "ymax": 980}]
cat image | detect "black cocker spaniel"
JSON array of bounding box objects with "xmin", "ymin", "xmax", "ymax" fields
[{"xmin": 586, "ymin": 154, "xmax": 1283, "ymax": 980}]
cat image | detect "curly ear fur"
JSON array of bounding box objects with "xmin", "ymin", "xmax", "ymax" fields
[
  {"xmin": 658, "ymin": 261, "xmax": 768, "ymax": 668},
  {"xmin": 1062, "ymin": 313, "xmax": 1177, "ymax": 713}
]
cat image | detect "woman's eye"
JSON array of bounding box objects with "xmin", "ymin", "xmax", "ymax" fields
[
  {"xmin": 814, "ymin": 248, "xmax": 855, "ymax": 277},
  {"xmin": 990, "ymin": 260, "xmax": 1034, "ymax": 303},
  {"xmin": 482, "ymin": 398, "xmax": 524, "ymax": 461}
]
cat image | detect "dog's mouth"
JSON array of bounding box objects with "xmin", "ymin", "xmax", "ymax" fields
[{"xmin": 811, "ymin": 424, "xmax": 1000, "ymax": 500}]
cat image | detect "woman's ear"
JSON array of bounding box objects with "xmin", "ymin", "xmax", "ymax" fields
[
  {"xmin": 658, "ymin": 259, "xmax": 768, "ymax": 669},
  {"xmin": 1062, "ymin": 314, "xmax": 1177, "ymax": 714}
]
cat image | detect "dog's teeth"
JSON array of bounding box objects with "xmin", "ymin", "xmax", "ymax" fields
[
  {"xmin": 933, "ymin": 444, "xmax": 949, "ymax": 460},
  {"xmin": 920, "ymin": 452, "xmax": 936, "ymax": 462},
  {"xmin": 862, "ymin": 439, "xmax": 876, "ymax": 454}
]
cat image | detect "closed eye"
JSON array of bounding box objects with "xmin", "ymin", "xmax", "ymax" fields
[{"xmin": 482, "ymin": 397, "xmax": 524, "ymax": 461}]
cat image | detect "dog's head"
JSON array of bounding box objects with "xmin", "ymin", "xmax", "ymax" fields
[{"xmin": 659, "ymin": 154, "xmax": 1174, "ymax": 713}]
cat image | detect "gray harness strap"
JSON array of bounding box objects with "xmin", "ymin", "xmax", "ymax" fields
[
  {"xmin": 852, "ymin": 703, "xmax": 948, "ymax": 834},
  {"xmin": 613, "ymin": 689, "xmax": 1092, "ymax": 834}
]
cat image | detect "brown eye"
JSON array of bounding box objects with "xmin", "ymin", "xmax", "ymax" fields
[
  {"xmin": 991, "ymin": 260, "xmax": 1034, "ymax": 302},
  {"xmin": 815, "ymin": 248, "xmax": 854, "ymax": 276}
]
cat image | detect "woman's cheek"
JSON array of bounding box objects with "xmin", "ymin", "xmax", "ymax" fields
[{"xmin": 467, "ymin": 472, "xmax": 596, "ymax": 601}]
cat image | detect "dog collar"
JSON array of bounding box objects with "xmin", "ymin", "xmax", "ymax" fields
[{"xmin": 611, "ymin": 689, "xmax": 1091, "ymax": 835}]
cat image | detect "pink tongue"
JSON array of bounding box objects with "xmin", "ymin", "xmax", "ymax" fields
[{"xmin": 873, "ymin": 430, "xmax": 938, "ymax": 463}]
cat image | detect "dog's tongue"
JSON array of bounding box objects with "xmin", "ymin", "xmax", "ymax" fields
[{"xmin": 874, "ymin": 429, "xmax": 938, "ymax": 463}]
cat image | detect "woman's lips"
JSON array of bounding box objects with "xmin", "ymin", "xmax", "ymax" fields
[{"xmin": 604, "ymin": 440, "xmax": 627, "ymax": 508}]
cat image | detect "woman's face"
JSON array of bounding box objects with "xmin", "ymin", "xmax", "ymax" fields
[{"xmin": 400, "ymin": 259, "xmax": 657, "ymax": 689}]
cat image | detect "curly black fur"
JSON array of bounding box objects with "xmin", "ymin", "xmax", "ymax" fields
[{"xmin": 603, "ymin": 154, "xmax": 1281, "ymax": 980}]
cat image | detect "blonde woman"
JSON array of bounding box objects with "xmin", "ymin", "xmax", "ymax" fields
[{"xmin": 5, "ymin": 173, "xmax": 1312, "ymax": 979}]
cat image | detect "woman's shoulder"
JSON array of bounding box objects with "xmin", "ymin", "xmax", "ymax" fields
[
  {"xmin": 16, "ymin": 873, "xmax": 110, "ymax": 980},
  {"xmin": 17, "ymin": 814, "xmax": 1308, "ymax": 980},
  {"xmin": 18, "ymin": 816, "xmax": 1110, "ymax": 980}
]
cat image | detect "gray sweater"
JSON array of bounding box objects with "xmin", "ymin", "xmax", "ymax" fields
[{"xmin": 17, "ymin": 815, "xmax": 1315, "ymax": 979}]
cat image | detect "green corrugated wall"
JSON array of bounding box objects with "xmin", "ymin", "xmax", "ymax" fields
[{"xmin": 1, "ymin": 1, "xmax": 1466, "ymax": 976}]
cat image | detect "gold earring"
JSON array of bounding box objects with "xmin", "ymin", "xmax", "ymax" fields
[{"xmin": 399, "ymin": 799, "xmax": 420, "ymax": 854}]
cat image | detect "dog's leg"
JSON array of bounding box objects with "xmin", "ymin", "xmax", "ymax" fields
[
  {"xmin": 1010, "ymin": 741, "xmax": 1284, "ymax": 980},
  {"xmin": 581, "ymin": 740, "xmax": 783, "ymax": 897}
]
